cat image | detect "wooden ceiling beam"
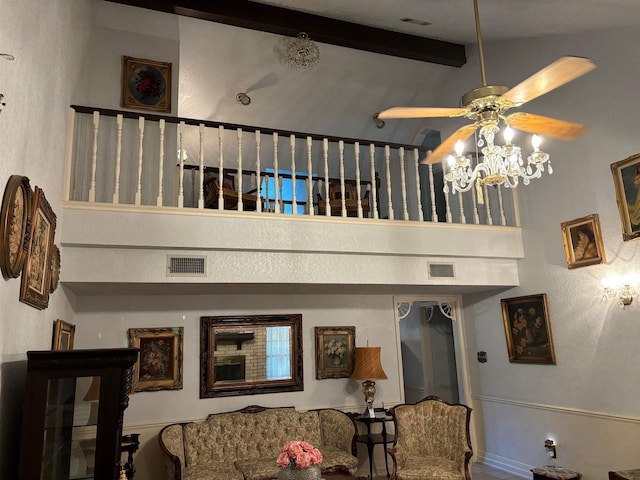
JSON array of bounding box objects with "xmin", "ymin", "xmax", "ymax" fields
[{"xmin": 107, "ymin": 0, "xmax": 466, "ymax": 67}]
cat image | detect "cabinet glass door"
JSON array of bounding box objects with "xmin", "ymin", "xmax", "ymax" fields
[{"xmin": 41, "ymin": 376, "xmax": 100, "ymax": 480}]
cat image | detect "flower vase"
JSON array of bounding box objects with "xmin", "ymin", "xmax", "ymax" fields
[{"xmin": 277, "ymin": 464, "xmax": 322, "ymax": 480}]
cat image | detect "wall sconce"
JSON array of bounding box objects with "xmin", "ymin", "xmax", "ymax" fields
[
  {"xmin": 544, "ymin": 439, "xmax": 557, "ymax": 459},
  {"xmin": 373, "ymin": 113, "xmax": 385, "ymax": 129},
  {"xmin": 602, "ymin": 273, "xmax": 640, "ymax": 308},
  {"xmin": 236, "ymin": 92, "xmax": 251, "ymax": 106}
]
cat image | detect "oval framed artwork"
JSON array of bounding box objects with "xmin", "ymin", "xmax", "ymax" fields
[{"xmin": 0, "ymin": 175, "xmax": 33, "ymax": 279}]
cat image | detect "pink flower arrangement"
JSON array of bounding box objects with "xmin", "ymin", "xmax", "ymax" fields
[{"xmin": 276, "ymin": 440, "xmax": 323, "ymax": 469}]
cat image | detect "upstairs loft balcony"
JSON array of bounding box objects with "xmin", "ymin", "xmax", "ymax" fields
[{"xmin": 60, "ymin": 106, "xmax": 523, "ymax": 295}]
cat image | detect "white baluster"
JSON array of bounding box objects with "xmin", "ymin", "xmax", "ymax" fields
[
  {"xmin": 178, "ymin": 121, "xmax": 185, "ymax": 208},
  {"xmin": 457, "ymin": 191, "xmax": 466, "ymax": 224},
  {"xmin": 157, "ymin": 119, "xmax": 165, "ymax": 207},
  {"xmin": 218, "ymin": 125, "xmax": 224, "ymax": 210},
  {"xmin": 89, "ymin": 111, "xmax": 99, "ymax": 203},
  {"xmin": 414, "ymin": 149, "xmax": 424, "ymax": 222},
  {"xmin": 355, "ymin": 142, "xmax": 362, "ymax": 218},
  {"xmin": 135, "ymin": 116, "xmax": 145, "ymax": 206},
  {"xmin": 385, "ymin": 145, "xmax": 394, "ymax": 220},
  {"xmin": 113, "ymin": 114, "xmax": 123, "ymax": 204},
  {"xmin": 369, "ymin": 144, "xmax": 378, "ymax": 219},
  {"xmin": 323, "ymin": 138, "xmax": 330, "ymax": 216},
  {"xmin": 273, "ymin": 132, "xmax": 279, "ymax": 213},
  {"xmin": 290, "ymin": 134, "xmax": 297, "ymax": 215},
  {"xmin": 483, "ymin": 183, "xmax": 493, "ymax": 225},
  {"xmin": 256, "ymin": 130, "xmax": 262, "ymax": 213},
  {"xmin": 306, "ymin": 136, "xmax": 313, "ymax": 216},
  {"xmin": 471, "ymin": 182, "xmax": 480, "ymax": 224},
  {"xmin": 198, "ymin": 124, "xmax": 205, "ymax": 209},
  {"xmin": 428, "ymin": 164, "xmax": 438, "ymax": 222},
  {"xmin": 237, "ymin": 128, "xmax": 244, "ymax": 212},
  {"xmin": 444, "ymin": 186, "xmax": 453, "ymax": 223},
  {"xmin": 497, "ymin": 184, "xmax": 507, "ymax": 226},
  {"xmin": 399, "ymin": 147, "xmax": 409, "ymax": 221},
  {"xmin": 339, "ymin": 140, "xmax": 346, "ymax": 217}
]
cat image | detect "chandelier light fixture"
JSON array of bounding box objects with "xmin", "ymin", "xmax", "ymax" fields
[
  {"xmin": 284, "ymin": 32, "xmax": 320, "ymax": 73},
  {"xmin": 377, "ymin": 0, "xmax": 595, "ymax": 203}
]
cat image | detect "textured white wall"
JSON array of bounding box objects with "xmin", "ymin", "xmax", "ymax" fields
[
  {"xmin": 0, "ymin": 0, "xmax": 93, "ymax": 477},
  {"xmin": 455, "ymin": 27, "xmax": 640, "ymax": 479}
]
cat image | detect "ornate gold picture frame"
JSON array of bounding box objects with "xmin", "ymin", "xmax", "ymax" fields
[
  {"xmin": 20, "ymin": 186, "xmax": 56, "ymax": 310},
  {"xmin": 315, "ymin": 326, "xmax": 356, "ymax": 379},
  {"xmin": 0, "ymin": 175, "xmax": 33, "ymax": 279},
  {"xmin": 121, "ymin": 56, "xmax": 172, "ymax": 113},
  {"xmin": 501, "ymin": 294, "xmax": 556, "ymax": 364},
  {"xmin": 611, "ymin": 153, "xmax": 640, "ymax": 241},
  {"xmin": 128, "ymin": 327, "xmax": 183, "ymax": 392},
  {"xmin": 52, "ymin": 319, "xmax": 75, "ymax": 350},
  {"xmin": 560, "ymin": 214, "xmax": 605, "ymax": 269}
]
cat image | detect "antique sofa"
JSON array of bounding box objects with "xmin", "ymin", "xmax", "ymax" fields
[
  {"xmin": 389, "ymin": 396, "xmax": 473, "ymax": 480},
  {"xmin": 158, "ymin": 405, "xmax": 358, "ymax": 480}
]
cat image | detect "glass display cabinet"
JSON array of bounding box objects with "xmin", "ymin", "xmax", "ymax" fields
[{"xmin": 18, "ymin": 348, "xmax": 139, "ymax": 480}]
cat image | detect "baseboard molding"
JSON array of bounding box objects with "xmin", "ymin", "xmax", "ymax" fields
[
  {"xmin": 477, "ymin": 451, "xmax": 532, "ymax": 478},
  {"xmin": 472, "ymin": 394, "xmax": 640, "ymax": 425}
]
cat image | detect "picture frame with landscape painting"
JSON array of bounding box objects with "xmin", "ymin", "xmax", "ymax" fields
[{"xmin": 315, "ymin": 326, "xmax": 355, "ymax": 379}]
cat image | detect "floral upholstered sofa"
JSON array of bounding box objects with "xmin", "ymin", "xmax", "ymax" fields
[{"xmin": 158, "ymin": 405, "xmax": 358, "ymax": 480}]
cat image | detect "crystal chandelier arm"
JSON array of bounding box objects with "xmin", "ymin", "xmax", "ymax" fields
[{"xmin": 506, "ymin": 112, "xmax": 587, "ymax": 140}]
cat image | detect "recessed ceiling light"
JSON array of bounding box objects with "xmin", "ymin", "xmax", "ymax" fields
[{"xmin": 400, "ymin": 18, "xmax": 432, "ymax": 27}]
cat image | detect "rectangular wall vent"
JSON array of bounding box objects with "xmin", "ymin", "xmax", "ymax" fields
[
  {"xmin": 428, "ymin": 263, "xmax": 455, "ymax": 279},
  {"xmin": 167, "ymin": 255, "xmax": 207, "ymax": 277}
]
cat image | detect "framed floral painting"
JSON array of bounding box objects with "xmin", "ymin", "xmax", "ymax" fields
[
  {"xmin": 121, "ymin": 56, "xmax": 171, "ymax": 113},
  {"xmin": 501, "ymin": 294, "xmax": 556, "ymax": 364},
  {"xmin": 128, "ymin": 327, "xmax": 183, "ymax": 392},
  {"xmin": 315, "ymin": 326, "xmax": 355, "ymax": 379}
]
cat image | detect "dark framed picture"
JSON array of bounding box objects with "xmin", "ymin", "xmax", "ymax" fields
[
  {"xmin": 121, "ymin": 56, "xmax": 172, "ymax": 113},
  {"xmin": 560, "ymin": 214, "xmax": 605, "ymax": 269},
  {"xmin": 501, "ymin": 294, "xmax": 556, "ymax": 364},
  {"xmin": 52, "ymin": 319, "xmax": 75, "ymax": 351},
  {"xmin": 128, "ymin": 327, "xmax": 183, "ymax": 392},
  {"xmin": 315, "ymin": 326, "xmax": 356, "ymax": 379},
  {"xmin": 0, "ymin": 175, "xmax": 32, "ymax": 279},
  {"xmin": 20, "ymin": 187, "xmax": 56, "ymax": 310},
  {"xmin": 611, "ymin": 153, "xmax": 640, "ymax": 241}
]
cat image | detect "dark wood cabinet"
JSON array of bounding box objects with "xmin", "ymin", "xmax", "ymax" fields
[{"xmin": 18, "ymin": 348, "xmax": 139, "ymax": 480}]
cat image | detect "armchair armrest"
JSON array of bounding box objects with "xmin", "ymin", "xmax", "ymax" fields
[
  {"xmin": 317, "ymin": 409, "xmax": 358, "ymax": 456},
  {"xmin": 159, "ymin": 424, "xmax": 186, "ymax": 480}
]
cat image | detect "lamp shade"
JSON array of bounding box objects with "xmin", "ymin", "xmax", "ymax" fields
[{"xmin": 351, "ymin": 347, "xmax": 387, "ymax": 380}]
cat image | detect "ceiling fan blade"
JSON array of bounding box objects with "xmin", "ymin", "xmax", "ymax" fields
[
  {"xmin": 501, "ymin": 56, "xmax": 596, "ymax": 106},
  {"xmin": 377, "ymin": 106, "xmax": 466, "ymax": 119},
  {"xmin": 422, "ymin": 124, "xmax": 477, "ymax": 164},
  {"xmin": 506, "ymin": 112, "xmax": 587, "ymax": 140}
]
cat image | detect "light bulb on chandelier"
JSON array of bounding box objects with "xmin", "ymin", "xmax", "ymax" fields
[{"xmin": 443, "ymin": 120, "xmax": 552, "ymax": 202}]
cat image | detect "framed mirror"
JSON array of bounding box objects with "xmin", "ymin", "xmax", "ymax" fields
[{"xmin": 200, "ymin": 314, "xmax": 303, "ymax": 398}]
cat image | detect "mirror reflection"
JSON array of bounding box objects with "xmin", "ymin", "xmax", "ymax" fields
[{"xmin": 200, "ymin": 314, "xmax": 303, "ymax": 398}]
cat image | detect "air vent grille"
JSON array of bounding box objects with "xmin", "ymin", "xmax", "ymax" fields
[
  {"xmin": 428, "ymin": 263, "xmax": 455, "ymax": 279},
  {"xmin": 167, "ymin": 255, "xmax": 206, "ymax": 276}
]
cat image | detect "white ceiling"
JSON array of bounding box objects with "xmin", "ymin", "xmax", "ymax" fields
[{"xmin": 254, "ymin": 0, "xmax": 640, "ymax": 43}]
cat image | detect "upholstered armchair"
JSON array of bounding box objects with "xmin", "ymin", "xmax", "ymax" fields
[{"xmin": 388, "ymin": 396, "xmax": 472, "ymax": 480}]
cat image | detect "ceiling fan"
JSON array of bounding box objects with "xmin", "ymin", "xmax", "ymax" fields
[{"xmin": 377, "ymin": 0, "xmax": 596, "ymax": 194}]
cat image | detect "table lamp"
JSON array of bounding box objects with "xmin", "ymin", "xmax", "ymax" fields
[{"xmin": 351, "ymin": 346, "xmax": 387, "ymax": 410}]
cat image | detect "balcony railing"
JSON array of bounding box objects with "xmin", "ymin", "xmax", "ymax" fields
[{"xmin": 66, "ymin": 105, "xmax": 519, "ymax": 227}]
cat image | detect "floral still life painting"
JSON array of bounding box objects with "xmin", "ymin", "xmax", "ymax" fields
[
  {"xmin": 501, "ymin": 294, "xmax": 556, "ymax": 364},
  {"xmin": 121, "ymin": 56, "xmax": 171, "ymax": 113},
  {"xmin": 128, "ymin": 327, "xmax": 183, "ymax": 392},
  {"xmin": 315, "ymin": 326, "xmax": 355, "ymax": 379}
]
